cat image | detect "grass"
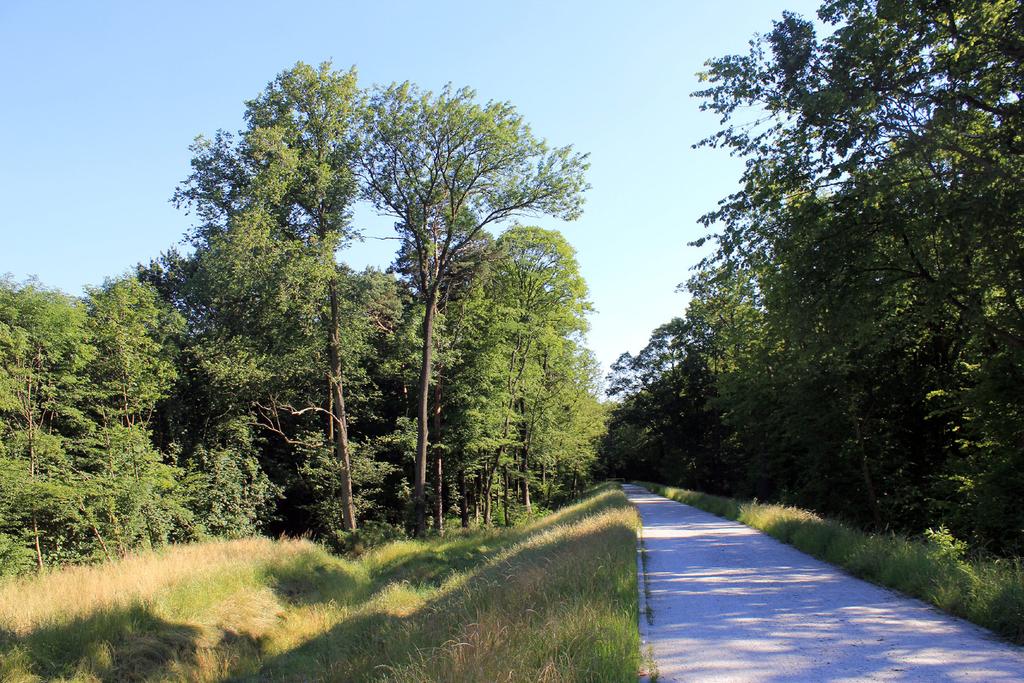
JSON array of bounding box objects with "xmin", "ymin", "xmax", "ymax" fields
[
  {"xmin": 637, "ymin": 481, "xmax": 1024, "ymax": 645},
  {"xmin": 0, "ymin": 485, "xmax": 640, "ymax": 682}
]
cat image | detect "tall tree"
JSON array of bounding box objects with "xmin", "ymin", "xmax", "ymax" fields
[
  {"xmin": 356, "ymin": 83, "xmax": 589, "ymax": 534},
  {"xmin": 693, "ymin": 0, "xmax": 1024, "ymax": 542},
  {"xmin": 83, "ymin": 277, "xmax": 186, "ymax": 556},
  {"xmin": 605, "ymin": 0, "xmax": 1024, "ymax": 553},
  {"xmin": 175, "ymin": 62, "xmax": 363, "ymax": 529},
  {"xmin": 488, "ymin": 226, "xmax": 589, "ymax": 514}
]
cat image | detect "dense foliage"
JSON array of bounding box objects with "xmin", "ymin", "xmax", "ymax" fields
[
  {"xmin": 0, "ymin": 63, "xmax": 600, "ymax": 574},
  {"xmin": 603, "ymin": 0, "xmax": 1024, "ymax": 555}
]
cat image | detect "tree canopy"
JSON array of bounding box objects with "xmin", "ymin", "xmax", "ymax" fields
[
  {"xmin": 603, "ymin": 0, "xmax": 1024, "ymax": 555},
  {"xmin": 0, "ymin": 63, "xmax": 599, "ymax": 574}
]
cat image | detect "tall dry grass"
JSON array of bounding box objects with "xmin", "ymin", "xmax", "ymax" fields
[
  {"xmin": 0, "ymin": 537, "xmax": 315, "ymax": 635},
  {"xmin": 0, "ymin": 485, "xmax": 640, "ymax": 682}
]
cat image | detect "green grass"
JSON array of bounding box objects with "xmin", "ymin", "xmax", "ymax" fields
[
  {"xmin": 637, "ymin": 481, "xmax": 1024, "ymax": 644},
  {"xmin": 0, "ymin": 485, "xmax": 640, "ymax": 682}
]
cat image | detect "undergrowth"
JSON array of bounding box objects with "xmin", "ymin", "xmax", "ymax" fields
[
  {"xmin": 638, "ymin": 481, "xmax": 1024, "ymax": 644},
  {"xmin": 0, "ymin": 485, "xmax": 640, "ymax": 682}
]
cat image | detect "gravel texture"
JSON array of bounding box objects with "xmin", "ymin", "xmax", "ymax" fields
[{"xmin": 624, "ymin": 484, "xmax": 1024, "ymax": 682}]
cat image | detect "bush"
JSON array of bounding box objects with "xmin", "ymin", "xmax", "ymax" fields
[
  {"xmin": 0, "ymin": 533, "xmax": 34, "ymax": 577},
  {"xmin": 327, "ymin": 520, "xmax": 406, "ymax": 556}
]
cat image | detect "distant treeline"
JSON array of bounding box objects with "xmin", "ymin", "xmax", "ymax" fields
[
  {"xmin": 0, "ymin": 64, "xmax": 600, "ymax": 574},
  {"xmin": 601, "ymin": 1, "xmax": 1024, "ymax": 555}
]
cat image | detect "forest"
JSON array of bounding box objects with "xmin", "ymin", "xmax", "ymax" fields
[
  {"xmin": 601, "ymin": 0, "xmax": 1024, "ymax": 556},
  {"xmin": 8, "ymin": 1, "xmax": 1024, "ymax": 680},
  {"xmin": 0, "ymin": 65, "xmax": 602, "ymax": 574},
  {"xmin": 3, "ymin": 0, "xmax": 1023, "ymax": 577}
]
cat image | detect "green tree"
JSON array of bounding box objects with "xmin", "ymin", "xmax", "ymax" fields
[
  {"xmin": 82, "ymin": 277, "xmax": 187, "ymax": 555},
  {"xmin": 606, "ymin": 0, "xmax": 1024, "ymax": 553},
  {"xmin": 175, "ymin": 62, "xmax": 364, "ymax": 530},
  {"xmin": 0, "ymin": 280, "xmax": 94, "ymax": 570},
  {"xmin": 356, "ymin": 84, "xmax": 589, "ymax": 534},
  {"xmin": 489, "ymin": 226, "xmax": 590, "ymax": 514}
]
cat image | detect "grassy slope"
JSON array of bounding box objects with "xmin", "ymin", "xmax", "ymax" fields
[
  {"xmin": 0, "ymin": 486, "xmax": 639, "ymax": 682},
  {"xmin": 639, "ymin": 481, "xmax": 1024, "ymax": 644}
]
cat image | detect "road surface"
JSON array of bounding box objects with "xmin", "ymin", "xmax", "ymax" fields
[{"xmin": 623, "ymin": 484, "xmax": 1024, "ymax": 682}]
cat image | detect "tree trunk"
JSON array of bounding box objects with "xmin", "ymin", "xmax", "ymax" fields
[
  {"xmin": 92, "ymin": 524, "xmax": 111, "ymax": 561},
  {"xmin": 502, "ymin": 464, "xmax": 510, "ymax": 526},
  {"xmin": 483, "ymin": 464, "xmax": 493, "ymax": 526},
  {"xmin": 860, "ymin": 452, "xmax": 883, "ymax": 529},
  {"xmin": 433, "ymin": 454, "xmax": 443, "ymax": 534},
  {"xmin": 329, "ymin": 279, "xmax": 356, "ymax": 531},
  {"xmin": 327, "ymin": 379, "xmax": 334, "ymax": 446},
  {"xmin": 520, "ymin": 406, "xmax": 531, "ymax": 514},
  {"xmin": 522, "ymin": 454, "xmax": 531, "ymax": 514},
  {"xmin": 849, "ymin": 397, "xmax": 884, "ymax": 530},
  {"xmin": 483, "ymin": 401, "xmax": 513, "ymax": 528},
  {"xmin": 474, "ymin": 471, "xmax": 482, "ymax": 524},
  {"xmin": 414, "ymin": 292, "xmax": 438, "ymax": 536},
  {"xmin": 459, "ymin": 469, "xmax": 470, "ymax": 528},
  {"xmin": 852, "ymin": 415, "xmax": 884, "ymax": 529},
  {"xmin": 517, "ymin": 398, "xmax": 529, "ymax": 509},
  {"xmin": 432, "ymin": 382, "xmax": 444, "ymax": 534},
  {"xmin": 32, "ymin": 515, "xmax": 43, "ymax": 572},
  {"xmin": 540, "ymin": 462, "xmax": 547, "ymax": 504},
  {"xmin": 81, "ymin": 504, "xmax": 112, "ymax": 561},
  {"xmin": 27, "ymin": 428, "xmax": 43, "ymax": 572}
]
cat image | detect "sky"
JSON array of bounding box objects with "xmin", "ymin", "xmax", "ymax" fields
[{"xmin": 1, "ymin": 0, "xmax": 821, "ymax": 376}]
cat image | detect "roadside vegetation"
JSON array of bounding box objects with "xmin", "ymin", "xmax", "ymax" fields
[
  {"xmin": 602, "ymin": 0, "xmax": 1024, "ymax": 565},
  {"xmin": 639, "ymin": 482, "xmax": 1024, "ymax": 645},
  {"xmin": 0, "ymin": 485, "xmax": 638, "ymax": 682},
  {"xmin": 0, "ymin": 61, "xmax": 599, "ymax": 579}
]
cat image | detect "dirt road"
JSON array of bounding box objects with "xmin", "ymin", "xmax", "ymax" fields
[{"xmin": 623, "ymin": 484, "xmax": 1024, "ymax": 682}]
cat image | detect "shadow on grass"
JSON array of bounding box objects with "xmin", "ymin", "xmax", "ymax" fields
[
  {"xmin": 1, "ymin": 602, "xmax": 203, "ymax": 681},
  {"xmin": 249, "ymin": 488, "xmax": 637, "ymax": 682},
  {"xmin": 264, "ymin": 550, "xmax": 369, "ymax": 608},
  {"xmin": 0, "ymin": 487, "xmax": 635, "ymax": 682},
  {"xmin": 337, "ymin": 485, "xmax": 624, "ymax": 595}
]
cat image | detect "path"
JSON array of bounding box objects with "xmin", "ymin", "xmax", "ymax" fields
[{"xmin": 623, "ymin": 484, "xmax": 1024, "ymax": 682}]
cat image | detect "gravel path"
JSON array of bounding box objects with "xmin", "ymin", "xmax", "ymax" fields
[{"xmin": 623, "ymin": 484, "xmax": 1024, "ymax": 682}]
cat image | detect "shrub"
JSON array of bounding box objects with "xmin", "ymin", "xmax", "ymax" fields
[{"xmin": 327, "ymin": 520, "xmax": 407, "ymax": 556}]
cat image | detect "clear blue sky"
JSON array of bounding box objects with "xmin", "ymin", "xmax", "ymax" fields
[{"xmin": 1, "ymin": 0, "xmax": 820, "ymax": 375}]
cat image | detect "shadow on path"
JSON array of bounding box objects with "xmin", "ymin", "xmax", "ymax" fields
[{"xmin": 624, "ymin": 484, "xmax": 1024, "ymax": 682}]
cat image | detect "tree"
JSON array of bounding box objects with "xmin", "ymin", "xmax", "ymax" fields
[
  {"xmin": 693, "ymin": 0, "xmax": 1024, "ymax": 544},
  {"xmin": 0, "ymin": 279, "xmax": 93, "ymax": 570},
  {"xmin": 0, "ymin": 63, "xmax": 606, "ymax": 575},
  {"xmin": 488, "ymin": 226, "xmax": 590, "ymax": 514},
  {"xmin": 356, "ymin": 83, "xmax": 589, "ymax": 534},
  {"xmin": 85, "ymin": 278, "xmax": 182, "ymax": 430},
  {"xmin": 0, "ymin": 277, "xmax": 187, "ymax": 569},
  {"xmin": 82, "ymin": 277, "xmax": 187, "ymax": 555},
  {"xmin": 604, "ymin": 0, "xmax": 1024, "ymax": 554},
  {"xmin": 175, "ymin": 62, "xmax": 364, "ymax": 530}
]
